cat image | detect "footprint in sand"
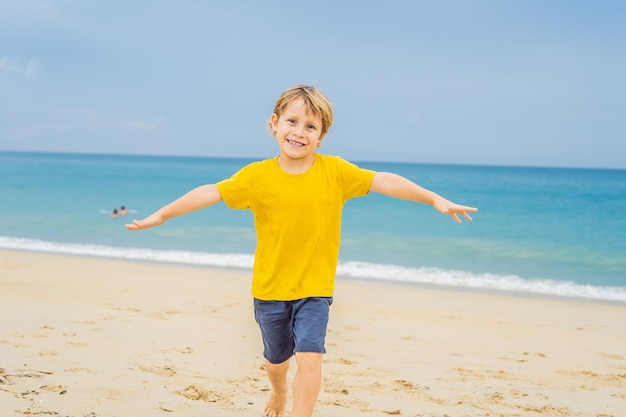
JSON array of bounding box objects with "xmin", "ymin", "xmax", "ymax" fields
[
  {"xmin": 40, "ymin": 384, "xmax": 67, "ymax": 394},
  {"xmin": 393, "ymin": 379, "xmax": 424, "ymax": 392},
  {"xmin": 176, "ymin": 384, "xmax": 230, "ymax": 403},
  {"xmin": 138, "ymin": 364, "xmax": 177, "ymax": 377},
  {"xmin": 28, "ymin": 351, "xmax": 60, "ymax": 357},
  {"xmin": 0, "ymin": 368, "xmax": 9, "ymax": 384},
  {"xmin": 596, "ymin": 352, "xmax": 624, "ymax": 360},
  {"xmin": 333, "ymin": 357, "xmax": 357, "ymax": 365}
]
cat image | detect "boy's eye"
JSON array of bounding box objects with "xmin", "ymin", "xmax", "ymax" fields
[
  {"xmin": 307, "ymin": 124, "xmax": 316, "ymax": 130},
  {"xmin": 287, "ymin": 119, "xmax": 296, "ymax": 124}
]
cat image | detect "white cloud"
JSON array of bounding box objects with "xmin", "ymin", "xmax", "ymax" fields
[
  {"xmin": 5, "ymin": 108, "xmax": 161, "ymax": 139},
  {"xmin": 0, "ymin": 57, "xmax": 41, "ymax": 77}
]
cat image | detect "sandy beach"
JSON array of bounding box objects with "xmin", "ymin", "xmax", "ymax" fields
[{"xmin": 1, "ymin": 250, "xmax": 624, "ymax": 416}]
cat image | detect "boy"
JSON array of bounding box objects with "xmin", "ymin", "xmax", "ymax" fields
[{"xmin": 126, "ymin": 85, "xmax": 478, "ymax": 417}]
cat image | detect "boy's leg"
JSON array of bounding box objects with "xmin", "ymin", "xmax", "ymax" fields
[
  {"xmin": 255, "ymin": 297, "xmax": 331, "ymax": 417},
  {"xmin": 291, "ymin": 297, "xmax": 331, "ymax": 417},
  {"xmin": 292, "ymin": 352, "xmax": 323, "ymax": 417},
  {"xmin": 254, "ymin": 299, "xmax": 295, "ymax": 417},
  {"xmin": 264, "ymin": 358, "xmax": 290, "ymax": 417}
]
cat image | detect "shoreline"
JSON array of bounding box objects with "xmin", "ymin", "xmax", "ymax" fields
[
  {"xmin": 335, "ymin": 273, "xmax": 626, "ymax": 307},
  {"xmin": 3, "ymin": 246, "xmax": 625, "ymax": 306},
  {"xmin": 1, "ymin": 250, "xmax": 625, "ymax": 416}
]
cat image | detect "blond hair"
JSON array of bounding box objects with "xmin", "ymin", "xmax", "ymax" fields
[{"xmin": 267, "ymin": 85, "xmax": 334, "ymax": 139}]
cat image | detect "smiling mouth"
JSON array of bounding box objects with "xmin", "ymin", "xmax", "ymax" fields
[{"xmin": 287, "ymin": 139, "xmax": 305, "ymax": 147}]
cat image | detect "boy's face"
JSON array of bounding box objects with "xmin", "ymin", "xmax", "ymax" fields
[{"xmin": 270, "ymin": 99, "xmax": 325, "ymax": 163}]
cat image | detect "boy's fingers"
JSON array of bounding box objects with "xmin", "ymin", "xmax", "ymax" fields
[
  {"xmin": 125, "ymin": 220, "xmax": 141, "ymax": 230},
  {"xmin": 447, "ymin": 208, "xmax": 474, "ymax": 223},
  {"xmin": 450, "ymin": 213, "xmax": 461, "ymax": 224}
]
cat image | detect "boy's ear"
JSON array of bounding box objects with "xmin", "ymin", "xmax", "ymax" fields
[
  {"xmin": 270, "ymin": 113, "xmax": 279, "ymax": 130},
  {"xmin": 317, "ymin": 133, "xmax": 327, "ymax": 147}
]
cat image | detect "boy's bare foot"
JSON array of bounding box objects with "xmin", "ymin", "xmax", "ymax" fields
[{"xmin": 264, "ymin": 390, "xmax": 287, "ymax": 417}]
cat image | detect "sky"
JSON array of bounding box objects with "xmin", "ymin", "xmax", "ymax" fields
[{"xmin": 1, "ymin": 1, "xmax": 625, "ymax": 169}]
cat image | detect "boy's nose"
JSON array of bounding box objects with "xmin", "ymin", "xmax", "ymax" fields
[{"xmin": 294, "ymin": 126, "xmax": 305, "ymax": 137}]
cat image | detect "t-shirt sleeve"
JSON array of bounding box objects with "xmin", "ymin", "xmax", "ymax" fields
[
  {"xmin": 216, "ymin": 164, "xmax": 256, "ymax": 209},
  {"xmin": 338, "ymin": 157, "xmax": 376, "ymax": 201}
]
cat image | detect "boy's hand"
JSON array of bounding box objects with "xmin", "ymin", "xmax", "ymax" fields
[
  {"xmin": 125, "ymin": 212, "xmax": 166, "ymax": 230},
  {"xmin": 432, "ymin": 197, "xmax": 478, "ymax": 224}
]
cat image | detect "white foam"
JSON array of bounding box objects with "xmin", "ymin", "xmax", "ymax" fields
[
  {"xmin": 0, "ymin": 236, "xmax": 254, "ymax": 269},
  {"xmin": 2, "ymin": 236, "xmax": 625, "ymax": 303},
  {"xmin": 336, "ymin": 261, "xmax": 626, "ymax": 303}
]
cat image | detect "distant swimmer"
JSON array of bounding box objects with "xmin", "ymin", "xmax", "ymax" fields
[
  {"xmin": 111, "ymin": 208, "xmax": 119, "ymax": 218},
  {"xmin": 119, "ymin": 205, "xmax": 127, "ymax": 216}
]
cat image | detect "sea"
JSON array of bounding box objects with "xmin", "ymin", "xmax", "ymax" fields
[{"xmin": 1, "ymin": 151, "xmax": 625, "ymax": 304}]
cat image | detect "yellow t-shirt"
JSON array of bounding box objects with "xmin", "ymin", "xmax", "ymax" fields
[{"xmin": 217, "ymin": 153, "xmax": 376, "ymax": 301}]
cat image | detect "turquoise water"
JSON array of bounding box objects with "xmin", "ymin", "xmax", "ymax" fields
[{"xmin": 1, "ymin": 151, "xmax": 625, "ymax": 303}]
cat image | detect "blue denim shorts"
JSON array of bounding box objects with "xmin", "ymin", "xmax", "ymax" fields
[{"xmin": 253, "ymin": 297, "xmax": 333, "ymax": 364}]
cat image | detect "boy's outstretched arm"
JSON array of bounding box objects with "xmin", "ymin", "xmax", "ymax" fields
[
  {"xmin": 125, "ymin": 184, "xmax": 223, "ymax": 230},
  {"xmin": 370, "ymin": 172, "xmax": 478, "ymax": 223}
]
